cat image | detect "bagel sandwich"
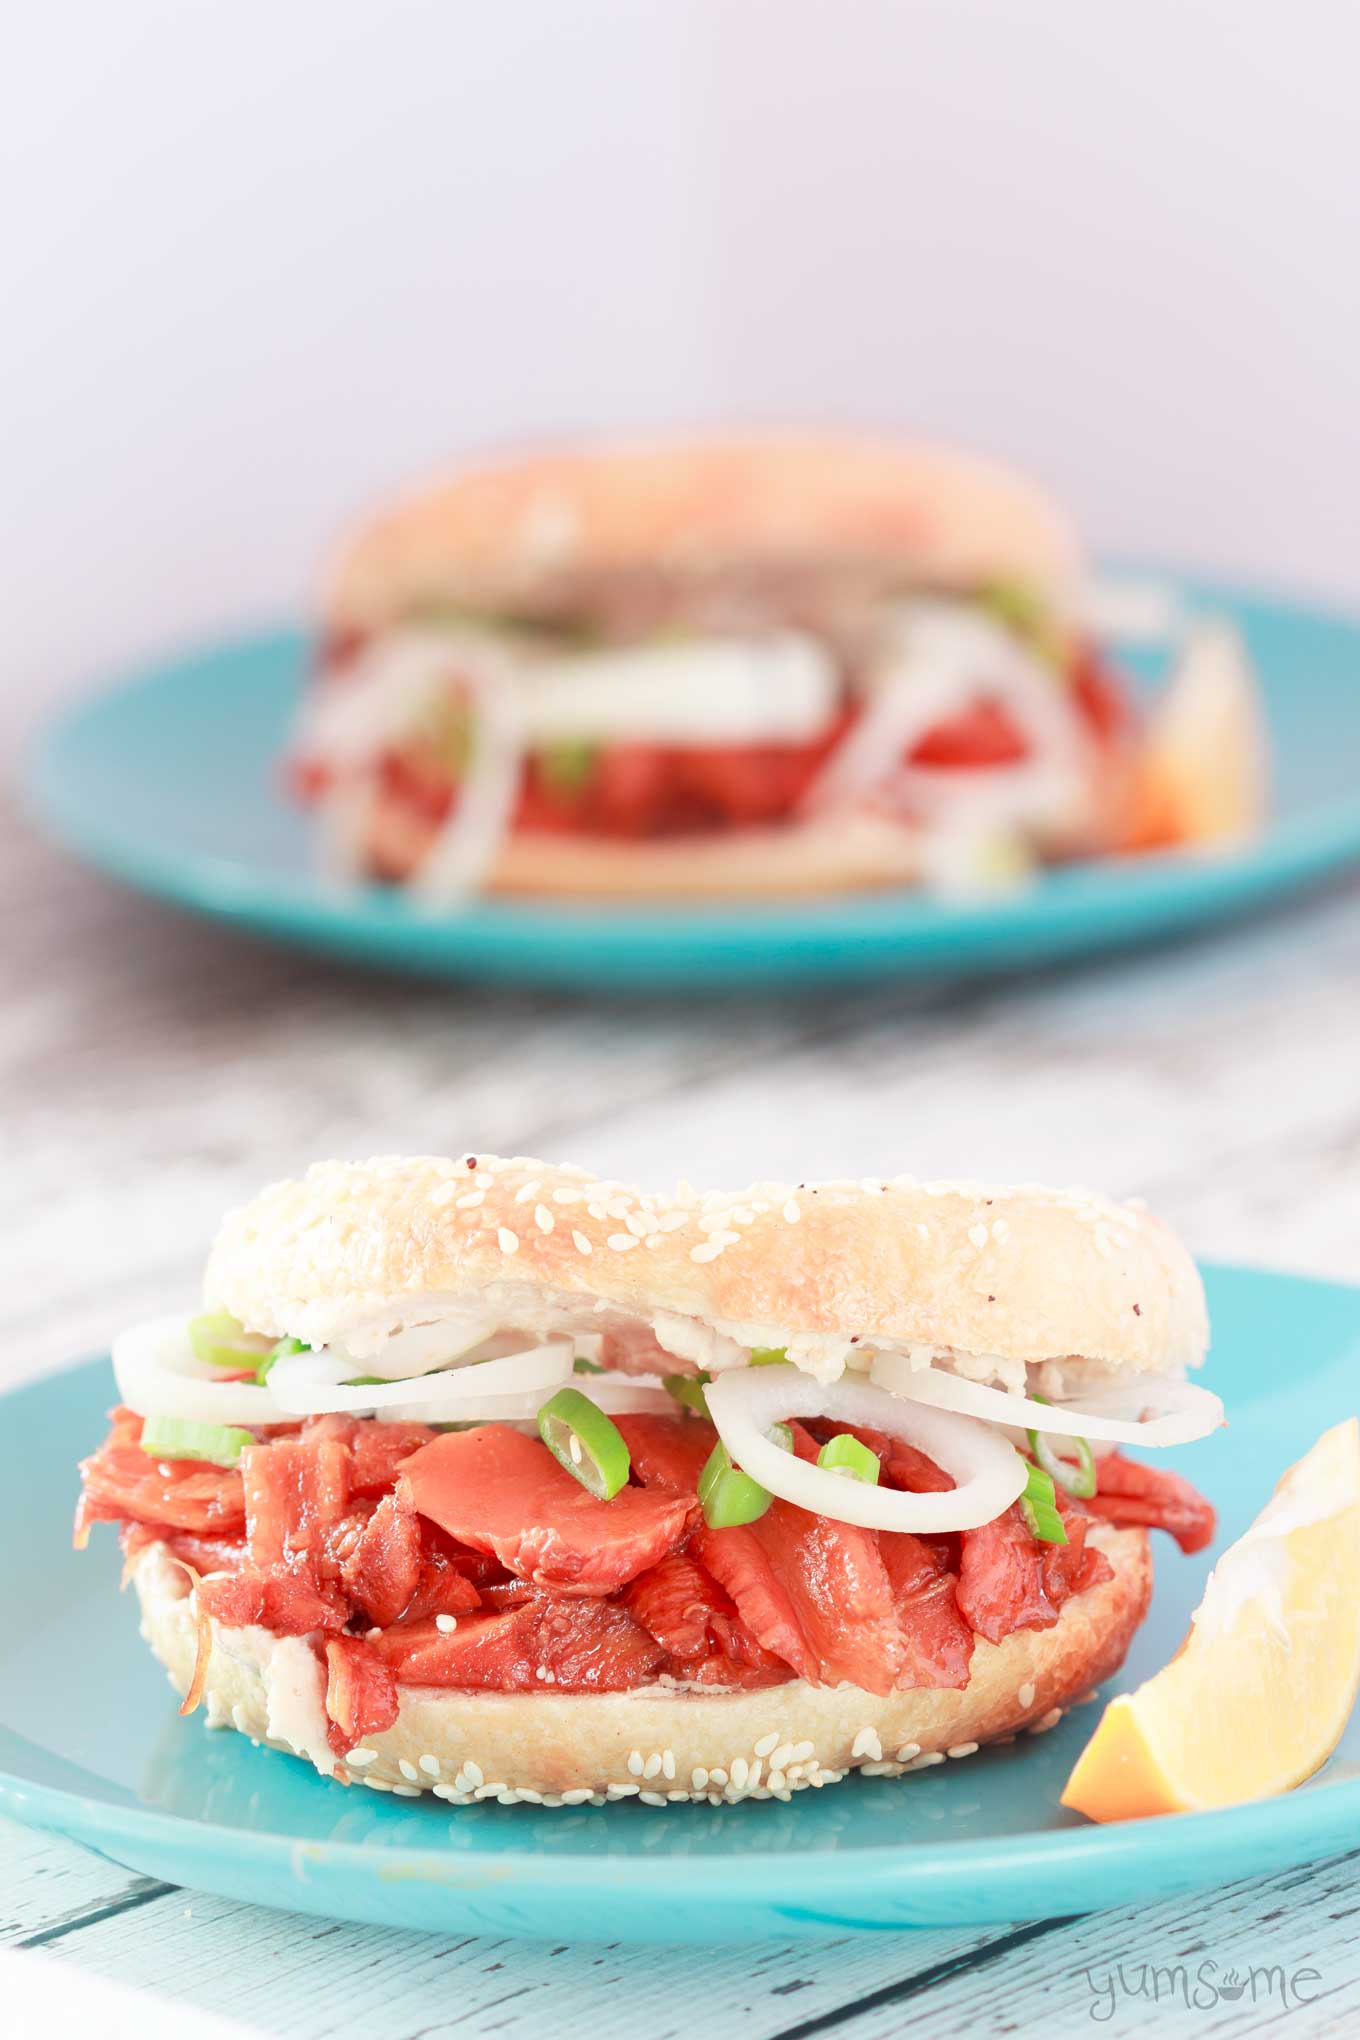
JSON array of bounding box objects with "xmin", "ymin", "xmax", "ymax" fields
[
  {"xmin": 78, "ymin": 1154, "xmax": 1221, "ymax": 1807},
  {"xmin": 291, "ymin": 435, "xmax": 1171, "ymax": 902}
]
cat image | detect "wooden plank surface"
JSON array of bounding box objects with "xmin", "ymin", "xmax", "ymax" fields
[{"xmin": 5, "ymin": 787, "xmax": 1360, "ymax": 2039}]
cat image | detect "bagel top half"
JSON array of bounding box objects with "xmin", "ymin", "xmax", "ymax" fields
[
  {"xmin": 321, "ymin": 435, "xmax": 1082, "ymax": 639},
  {"xmin": 204, "ymin": 1153, "xmax": 1207, "ymax": 1391}
]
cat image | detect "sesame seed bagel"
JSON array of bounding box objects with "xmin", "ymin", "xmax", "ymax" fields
[
  {"xmin": 323, "ymin": 435, "xmax": 1081, "ymax": 638},
  {"xmin": 133, "ymin": 1528, "xmax": 1150, "ymax": 1804},
  {"xmin": 204, "ymin": 1154, "xmax": 1208, "ymax": 1389},
  {"xmin": 365, "ymin": 805, "xmax": 931, "ymax": 900}
]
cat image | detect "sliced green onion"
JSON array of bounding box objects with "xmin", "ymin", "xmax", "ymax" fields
[
  {"xmin": 663, "ymin": 1372, "xmax": 711, "ymax": 1419},
  {"xmin": 1026, "ymin": 1394, "xmax": 1096, "ymax": 1499},
  {"xmin": 1018, "ymin": 1461, "xmax": 1069, "ymax": 1545},
  {"xmin": 344, "ymin": 1375, "xmax": 387, "ymax": 1388},
  {"xmin": 749, "ymin": 1346, "xmax": 787, "ymax": 1366},
  {"xmin": 766, "ymin": 1421, "xmax": 795, "ymax": 1454},
  {"xmin": 140, "ymin": 1415, "xmax": 255, "ymax": 1468},
  {"xmin": 188, "ymin": 1310, "xmax": 272, "ymax": 1371},
  {"xmin": 538, "ymin": 739, "xmax": 598, "ymax": 793},
  {"xmin": 817, "ymin": 1433, "xmax": 881, "ymax": 1485},
  {"xmin": 573, "ymin": 1355, "xmax": 605, "ymax": 1375},
  {"xmin": 698, "ymin": 1440, "xmax": 773, "ymax": 1528},
  {"xmin": 537, "ymin": 1387, "xmax": 631, "ymax": 1500},
  {"xmin": 256, "ymin": 1335, "xmax": 305, "ymax": 1385}
]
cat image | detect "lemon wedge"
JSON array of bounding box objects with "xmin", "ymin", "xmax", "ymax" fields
[
  {"xmin": 1122, "ymin": 618, "xmax": 1268, "ymax": 851},
  {"xmin": 1062, "ymin": 1418, "xmax": 1360, "ymax": 1821}
]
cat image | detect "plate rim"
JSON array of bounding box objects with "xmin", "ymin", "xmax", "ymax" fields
[{"xmin": 5, "ymin": 1260, "xmax": 1360, "ymax": 1925}]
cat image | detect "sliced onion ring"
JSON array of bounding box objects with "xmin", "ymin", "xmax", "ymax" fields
[
  {"xmin": 870, "ymin": 1356, "xmax": 1223, "ymax": 1448},
  {"xmin": 266, "ymin": 1339, "xmax": 575, "ymax": 1416},
  {"xmin": 372, "ymin": 1372, "xmax": 675, "ymax": 1425},
  {"xmin": 114, "ymin": 1316, "xmax": 284, "ymax": 1427},
  {"xmin": 704, "ymin": 1366, "xmax": 1027, "ymax": 1532}
]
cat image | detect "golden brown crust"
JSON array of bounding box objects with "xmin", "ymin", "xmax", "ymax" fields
[
  {"xmin": 133, "ymin": 1528, "xmax": 1150, "ymax": 1803},
  {"xmin": 203, "ymin": 1154, "xmax": 1209, "ymax": 1381},
  {"xmin": 323, "ymin": 436, "xmax": 1081, "ymax": 636}
]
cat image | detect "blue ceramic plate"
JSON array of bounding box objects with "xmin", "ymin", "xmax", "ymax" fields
[
  {"xmin": 21, "ymin": 574, "xmax": 1360, "ymax": 990},
  {"xmin": 3, "ymin": 1264, "xmax": 1359, "ymax": 1940}
]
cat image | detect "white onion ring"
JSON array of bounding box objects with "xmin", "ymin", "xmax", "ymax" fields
[
  {"xmin": 266, "ymin": 1339, "xmax": 576, "ymax": 1416},
  {"xmin": 704, "ymin": 1365, "xmax": 1027, "ymax": 1532},
  {"xmin": 409, "ymin": 645, "xmax": 525, "ymax": 906},
  {"xmin": 870, "ymin": 1356, "xmax": 1223, "ymax": 1448},
  {"xmin": 325, "ymin": 1315, "xmax": 503, "ymax": 1381},
  {"xmin": 113, "ymin": 1316, "xmax": 285, "ymax": 1426}
]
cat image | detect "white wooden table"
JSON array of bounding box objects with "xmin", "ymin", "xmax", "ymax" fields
[{"xmin": 5, "ymin": 786, "xmax": 1360, "ymax": 2038}]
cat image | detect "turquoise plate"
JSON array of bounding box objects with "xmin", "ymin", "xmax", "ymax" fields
[
  {"xmin": 21, "ymin": 574, "xmax": 1360, "ymax": 990},
  {"xmin": 3, "ymin": 1264, "xmax": 1359, "ymax": 1940}
]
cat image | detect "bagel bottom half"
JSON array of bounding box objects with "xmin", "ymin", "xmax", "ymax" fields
[{"xmin": 133, "ymin": 1526, "xmax": 1150, "ymax": 1805}]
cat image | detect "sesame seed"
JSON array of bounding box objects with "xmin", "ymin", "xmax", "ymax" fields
[
  {"xmin": 573, "ymin": 1230, "xmax": 593, "ymax": 1256},
  {"xmin": 661, "ymin": 1749, "xmax": 676, "ymax": 1780},
  {"xmin": 534, "ymin": 1204, "xmax": 554, "ymax": 1234},
  {"xmin": 607, "ymin": 1233, "xmax": 640, "ymax": 1253},
  {"xmin": 690, "ymin": 1241, "xmax": 724, "ymax": 1263},
  {"xmin": 429, "ymin": 1181, "xmax": 458, "ymax": 1208},
  {"xmin": 968, "ymin": 1224, "xmax": 989, "ymax": 1250},
  {"xmin": 790, "ymin": 1740, "xmax": 815, "ymax": 1763},
  {"xmin": 363, "ymin": 1775, "xmax": 391, "ymax": 1792},
  {"xmin": 625, "ymin": 1210, "xmax": 654, "ymax": 1236},
  {"xmin": 435, "ymin": 1613, "xmax": 458, "ymax": 1633},
  {"xmin": 392, "ymin": 1784, "xmax": 421, "ymax": 1798},
  {"xmin": 1017, "ymin": 1681, "xmax": 1036, "ymax": 1709},
  {"xmin": 691, "ymin": 1766, "xmax": 709, "ymax": 1789},
  {"xmin": 587, "ymin": 1202, "xmax": 608, "ymax": 1221},
  {"xmin": 639, "ymin": 1791, "xmax": 667, "ymax": 1807},
  {"xmin": 456, "ymin": 1189, "xmax": 485, "ymax": 1209},
  {"xmin": 514, "ymin": 1179, "xmax": 542, "ymax": 1204},
  {"xmin": 475, "ymin": 1782, "xmax": 507, "ymax": 1799},
  {"xmin": 569, "ymin": 1433, "xmax": 583, "ymax": 1465},
  {"xmin": 905, "ymin": 1751, "xmax": 945, "ymax": 1771},
  {"xmin": 561, "ymin": 1788, "xmax": 592, "ymax": 1804},
  {"xmin": 608, "ymin": 1782, "xmax": 640, "ymax": 1799},
  {"xmin": 644, "ymin": 1233, "xmax": 663, "ymax": 1248},
  {"xmin": 917, "ymin": 1223, "xmax": 930, "ymax": 1239},
  {"xmin": 627, "ymin": 1750, "xmax": 644, "ymax": 1776},
  {"xmin": 517, "ymin": 1788, "xmax": 544, "ymax": 1803},
  {"xmin": 666, "ymin": 1790, "xmax": 689, "ymax": 1803},
  {"xmin": 398, "ymin": 1760, "xmax": 419, "ymax": 1782},
  {"xmin": 895, "ymin": 1742, "xmax": 921, "ymax": 1762},
  {"xmin": 782, "ymin": 1200, "xmax": 801, "ymax": 1223},
  {"xmin": 462, "ymin": 1762, "xmax": 484, "ymax": 1788},
  {"xmin": 419, "ymin": 1754, "xmax": 440, "ymax": 1776},
  {"xmin": 947, "ymin": 1741, "xmax": 979, "ymax": 1760},
  {"xmin": 1030, "ymin": 1709, "xmax": 1063, "ymax": 1735},
  {"xmin": 754, "ymin": 1732, "xmax": 779, "ymax": 1759},
  {"xmin": 658, "ymin": 1211, "xmax": 690, "ymax": 1232},
  {"xmin": 770, "ymin": 1742, "xmax": 794, "ymax": 1771},
  {"xmin": 346, "ymin": 1747, "xmax": 379, "ymax": 1766},
  {"xmin": 730, "ymin": 1758, "xmax": 749, "ymax": 1789},
  {"xmin": 851, "ymin": 1727, "xmax": 882, "ymax": 1762},
  {"xmin": 552, "ymin": 1187, "xmax": 583, "ymax": 1204},
  {"xmin": 643, "ymin": 1753, "xmax": 663, "ymax": 1779}
]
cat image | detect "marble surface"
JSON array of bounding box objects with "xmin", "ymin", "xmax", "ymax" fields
[{"xmin": 4, "ymin": 787, "xmax": 1360, "ymax": 2038}]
